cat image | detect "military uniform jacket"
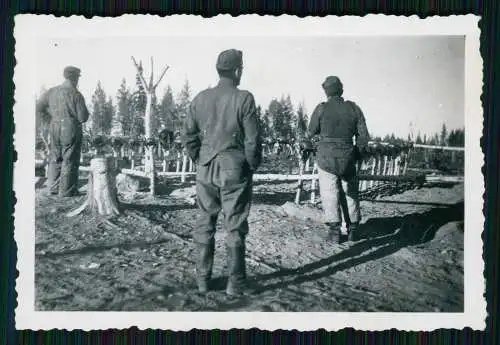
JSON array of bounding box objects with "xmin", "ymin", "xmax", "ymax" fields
[
  {"xmin": 36, "ymin": 80, "xmax": 90, "ymax": 126},
  {"xmin": 308, "ymin": 96, "xmax": 369, "ymax": 177},
  {"xmin": 182, "ymin": 77, "xmax": 263, "ymax": 171}
]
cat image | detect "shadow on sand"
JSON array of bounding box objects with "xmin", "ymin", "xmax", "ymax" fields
[
  {"xmin": 201, "ymin": 200, "xmax": 464, "ymax": 312},
  {"xmin": 246, "ymin": 200, "xmax": 464, "ymax": 294},
  {"xmin": 88, "ymin": 200, "xmax": 463, "ymax": 312}
]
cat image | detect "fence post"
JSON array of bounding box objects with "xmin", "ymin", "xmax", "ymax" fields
[
  {"xmin": 176, "ymin": 151, "xmax": 181, "ymax": 173},
  {"xmin": 181, "ymin": 150, "xmax": 188, "ymax": 183},
  {"xmin": 310, "ymin": 162, "xmax": 318, "ymax": 204}
]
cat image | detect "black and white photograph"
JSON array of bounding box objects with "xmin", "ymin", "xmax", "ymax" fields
[{"xmin": 14, "ymin": 15, "xmax": 484, "ymax": 331}]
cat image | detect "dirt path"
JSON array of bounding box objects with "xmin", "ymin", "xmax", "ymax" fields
[{"xmin": 34, "ymin": 177, "xmax": 464, "ymax": 312}]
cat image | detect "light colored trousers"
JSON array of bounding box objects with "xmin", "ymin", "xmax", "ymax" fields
[{"xmin": 318, "ymin": 166, "xmax": 361, "ymax": 224}]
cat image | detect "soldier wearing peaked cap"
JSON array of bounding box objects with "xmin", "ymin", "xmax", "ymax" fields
[
  {"xmin": 36, "ymin": 66, "xmax": 89, "ymax": 197},
  {"xmin": 182, "ymin": 49, "xmax": 262, "ymax": 297},
  {"xmin": 307, "ymin": 76, "xmax": 370, "ymax": 243},
  {"xmin": 63, "ymin": 66, "xmax": 81, "ymax": 79}
]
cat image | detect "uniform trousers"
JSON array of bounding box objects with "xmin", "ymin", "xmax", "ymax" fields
[
  {"xmin": 194, "ymin": 151, "xmax": 253, "ymax": 248},
  {"xmin": 47, "ymin": 118, "xmax": 82, "ymax": 197},
  {"xmin": 318, "ymin": 165, "xmax": 361, "ymax": 225}
]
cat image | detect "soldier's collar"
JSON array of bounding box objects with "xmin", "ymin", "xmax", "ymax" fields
[
  {"xmin": 217, "ymin": 77, "xmax": 237, "ymax": 87},
  {"xmin": 327, "ymin": 95, "xmax": 344, "ymax": 102},
  {"xmin": 63, "ymin": 79, "xmax": 76, "ymax": 88}
]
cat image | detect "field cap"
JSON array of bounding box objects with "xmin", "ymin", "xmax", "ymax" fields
[
  {"xmin": 63, "ymin": 66, "xmax": 81, "ymax": 80},
  {"xmin": 216, "ymin": 49, "xmax": 243, "ymax": 71},
  {"xmin": 322, "ymin": 76, "xmax": 343, "ymax": 95}
]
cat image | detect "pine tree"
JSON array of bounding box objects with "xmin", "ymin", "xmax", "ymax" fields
[
  {"xmin": 267, "ymin": 99, "xmax": 282, "ymax": 140},
  {"xmin": 447, "ymin": 129, "xmax": 456, "ymax": 147},
  {"xmin": 253, "ymin": 105, "xmax": 269, "ymax": 143},
  {"xmin": 440, "ymin": 123, "xmax": 448, "ymax": 146},
  {"xmin": 296, "ymin": 102, "xmax": 309, "ymax": 138},
  {"xmin": 448, "ymin": 128, "xmax": 465, "ymax": 147},
  {"xmin": 90, "ymin": 81, "xmax": 107, "ymax": 136},
  {"xmin": 261, "ymin": 108, "xmax": 273, "ymax": 141},
  {"xmin": 158, "ymin": 85, "xmax": 177, "ymax": 131},
  {"xmin": 415, "ymin": 132, "xmax": 423, "ymax": 144},
  {"xmin": 102, "ymin": 96, "xmax": 115, "ymax": 136},
  {"xmin": 457, "ymin": 128, "xmax": 465, "ymax": 146},
  {"xmin": 131, "ymin": 61, "xmax": 147, "ymax": 137},
  {"xmin": 116, "ymin": 79, "xmax": 133, "ymax": 137},
  {"xmin": 283, "ymin": 95, "xmax": 295, "ymax": 139},
  {"xmin": 267, "ymin": 96, "xmax": 295, "ymax": 141},
  {"xmin": 433, "ymin": 133, "xmax": 440, "ymax": 145},
  {"xmin": 176, "ymin": 79, "xmax": 192, "ymax": 133}
]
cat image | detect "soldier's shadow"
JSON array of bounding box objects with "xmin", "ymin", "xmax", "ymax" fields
[
  {"xmin": 119, "ymin": 202, "xmax": 198, "ymax": 213},
  {"xmin": 252, "ymin": 191, "xmax": 297, "ymax": 205},
  {"xmin": 246, "ymin": 201, "xmax": 464, "ymax": 295}
]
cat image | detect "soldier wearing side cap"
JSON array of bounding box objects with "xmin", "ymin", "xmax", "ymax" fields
[
  {"xmin": 36, "ymin": 66, "xmax": 90, "ymax": 197},
  {"xmin": 182, "ymin": 49, "xmax": 262, "ymax": 296},
  {"xmin": 307, "ymin": 76, "xmax": 370, "ymax": 242}
]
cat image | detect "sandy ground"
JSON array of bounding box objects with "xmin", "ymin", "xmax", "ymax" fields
[{"xmin": 34, "ymin": 159, "xmax": 464, "ymax": 312}]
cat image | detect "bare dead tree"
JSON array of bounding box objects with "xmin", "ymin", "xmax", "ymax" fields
[{"xmin": 131, "ymin": 56, "xmax": 170, "ymax": 195}]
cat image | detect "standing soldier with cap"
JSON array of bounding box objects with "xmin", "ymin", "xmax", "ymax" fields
[
  {"xmin": 306, "ymin": 76, "xmax": 370, "ymax": 242},
  {"xmin": 36, "ymin": 66, "xmax": 90, "ymax": 197},
  {"xmin": 182, "ymin": 49, "xmax": 262, "ymax": 297}
]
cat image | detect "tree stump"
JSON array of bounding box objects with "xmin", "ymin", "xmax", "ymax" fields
[{"xmin": 67, "ymin": 156, "xmax": 121, "ymax": 217}]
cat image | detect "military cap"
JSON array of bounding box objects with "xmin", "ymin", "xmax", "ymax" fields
[
  {"xmin": 216, "ymin": 49, "xmax": 243, "ymax": 71},
  {"xmin": 322, "ymin": 76, "xmax": 343, "ymax": 95},
  {"xmin": 63, "ymin": 66, "xmax": 81, "ymax": 80}
]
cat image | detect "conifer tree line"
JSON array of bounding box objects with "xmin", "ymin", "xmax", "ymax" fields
[
  {"xmin": 34, "ymin": 77, "xmax": 465, "ymax": 175},
  {"xmin": 35, "ymin": 76, "xmax": 465, "ymax": 149},
  {"xmin": 65, "ymin": 77, "xmax": 312, "ymax": 144}
]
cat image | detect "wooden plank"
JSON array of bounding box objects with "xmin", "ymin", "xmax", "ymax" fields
[
  {"xmin": 158, "ymin": 171, "xmax": 196, "ymax": 177},
  {"xmin": 252, "ymin": 173, "xmax": 426, "ymax": 183},
  {"xmin": 425, "ymin": 175, "xmax": 464, "ymax": 183},
  {"xmin": 119, "ymin": 169, "xmax": 460, "ymax": 184},
  {"xmin": 358, "ymin": 174, "xmax": 426, "ymax": 182},
  {"xmin": 121, "ymin": 168, "xmax": 149, "ymax": 178},
  {"xmin": 413, "ymin": 144, "xmax": 465, "ymax": 152}
]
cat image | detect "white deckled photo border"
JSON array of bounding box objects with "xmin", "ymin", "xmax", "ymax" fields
[{"xmin": 13, "ymin": 14, "xmax": 485, "ymax": 331}]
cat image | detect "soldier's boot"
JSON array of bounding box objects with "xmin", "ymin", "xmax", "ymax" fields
[
  {"xmin": 225, "ymin": 244, "xmax": 247, "ymax": 297},
  {"xmin": 348, "ymin": 222, "xmax": 360, "ymax": 242},
  {"xmin": 195, "ymin": 241, "xmax": 215, "ymax": 293},
  {"xmin": 324, "ymin": 222, "xmax": 343, "ymax": 243}
]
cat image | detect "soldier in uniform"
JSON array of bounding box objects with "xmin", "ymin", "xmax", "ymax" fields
[
  {"xmin": 182, "ymin": 49, "xmax": 262, "ymax": 296},
  {"xmin": 306, "ymin": 76, "xmax": 370, "ymax": 242},
  {"xmin": 36, "ymin": 66, "xmax": 90, "ymax": 197}
]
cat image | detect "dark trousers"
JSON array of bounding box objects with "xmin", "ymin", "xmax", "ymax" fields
[
  {"xmin": 194, "ymin": 152, "xmax": 253, "ymax": 247},
  {"xmin": 47, "ymin": 119, "xmax": 82, "ymax": 197}
]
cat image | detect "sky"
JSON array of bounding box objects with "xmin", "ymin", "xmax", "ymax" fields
[{"xmin": 35, "ymin": 35, "xmax": 465, "ymax": 138}]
